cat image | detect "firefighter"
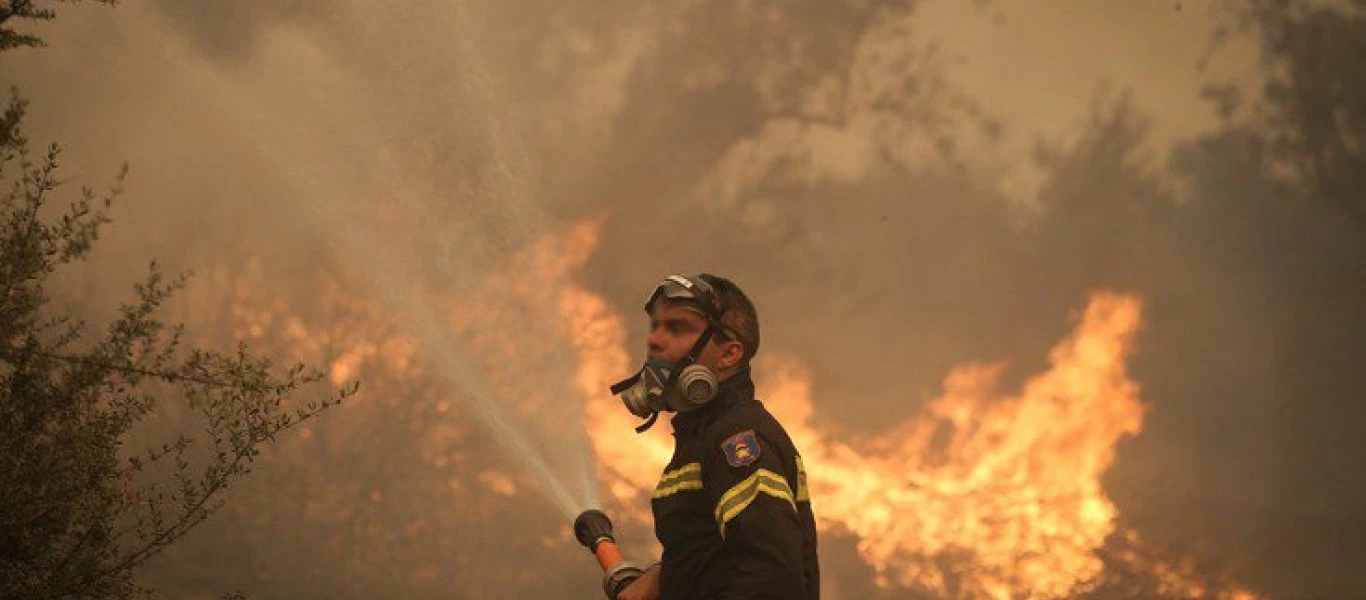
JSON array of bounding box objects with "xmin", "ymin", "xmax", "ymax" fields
[{"xmin": 610, "ymin": 274, "xmax": 819, "ymax": 600}]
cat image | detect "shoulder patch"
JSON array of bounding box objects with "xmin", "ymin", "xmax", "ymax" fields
[{"xmin": 721, "ymin": 429, "xmax": 761, "ymax": 468}]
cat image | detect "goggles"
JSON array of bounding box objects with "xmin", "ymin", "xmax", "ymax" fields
[{"xmin": 644, "ymin": 274, "xmax": 737, "ymax": 342}]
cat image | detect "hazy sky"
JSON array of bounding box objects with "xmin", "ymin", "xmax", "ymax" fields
[{"xmin": 915, "ymin": 0, "xmax": 1261, "ymax": 204}]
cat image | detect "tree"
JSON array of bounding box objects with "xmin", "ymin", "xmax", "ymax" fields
[
  {"xmin": 1209, "ymin": 0, "xmax": 1366, "ymax": 229},
  {"xmin": 0, "ymin": 4, "xmax": 356, "ymax": 599},
  {"xmin": 0, "ymin": 0, "xmax": 114, "ymax": 52}
]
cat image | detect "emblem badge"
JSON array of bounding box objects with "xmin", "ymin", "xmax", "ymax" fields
[{"xmin": 721, "ymin": 430, "xmax": 761, "ymax": 468}]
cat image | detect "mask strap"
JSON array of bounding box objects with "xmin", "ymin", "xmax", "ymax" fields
[
  {"xmin": 609, "ymin": 372, "xmax": 640, "ymax": 396},
  {"xmin": 631, "ymin": 325, "xmax": 716, "ymax": 435},
  {"xmin": 652, "ymin": 323, "xmax": 712, "ymax": 397},
  {"xmin": 634, "ymin": 412, "xmax": 659, "ymax": 434},
  {"xmin": 671, "ymin": 325, "xmax": 715, "ymax": 377}
]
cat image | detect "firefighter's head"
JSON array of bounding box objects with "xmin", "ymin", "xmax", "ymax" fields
[
  {"xmin": 610, "ymin": 273, "xmax": 761, "ymax": 431},
  {"xmin": 644, "ymin": 273, "xmax": 759, "ymax": 383}
]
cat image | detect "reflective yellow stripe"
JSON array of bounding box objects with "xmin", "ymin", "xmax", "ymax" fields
[
  {"xmin": 713, "ymin": 469, "xmax": 795, "ymax": 537},
  {"xmin": 795, "ymin": 455, "xmax": 810, "ymax": 503},
  {"xmin": 653, "ymin": 463, "xmax": 703, "ymax": 499},
  {"xmin": 658, "ymin": 463, "xmax": 701, "ymax": 486},
  {"xmin": 653, "ymin": 479, "xmax": 703, "ymax": 498}
]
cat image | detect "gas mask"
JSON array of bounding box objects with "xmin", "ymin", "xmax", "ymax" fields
[
  {"xmin": 610, "ymin": 274, "xmax": 732, "ymax": 433},
  {"xmin": 618, "ymin": 359, "xmax": 719, "ymax": 419}
]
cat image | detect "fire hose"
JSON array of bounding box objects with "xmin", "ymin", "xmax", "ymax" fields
[{"xmin": 574, "ymin": 509, "xmax": 647, "ymax": 599}]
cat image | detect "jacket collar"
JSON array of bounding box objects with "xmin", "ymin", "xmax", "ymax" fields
[{"xmin": 670, "ymin": 367, "xmax": 754, "ymax": 437}]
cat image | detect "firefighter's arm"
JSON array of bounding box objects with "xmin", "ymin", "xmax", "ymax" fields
[
  {"xmin": 703, "ymin": 428, "xmax": 806, "ymax": 600},
  {"xmin": 615, "ymin": 562, "xmax": 660, "ymax": 600}
]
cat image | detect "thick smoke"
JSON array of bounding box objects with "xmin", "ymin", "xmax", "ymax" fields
[{"xmin": 3, "ymin": 0, "xmax": 1363, "ymax": 598}]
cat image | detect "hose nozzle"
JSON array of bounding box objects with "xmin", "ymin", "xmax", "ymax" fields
[
  {"xmin": 574, "ymin": 509, "xmax": 615, "ymax": 552},
  {"xmin": 574, "ymin": 509, "xmax": 644, "ymax": 599}
]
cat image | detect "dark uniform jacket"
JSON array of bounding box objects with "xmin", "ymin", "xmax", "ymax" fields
[{"xmin": 652, "ymin": 368, "xmax": 819, "ymax": 600}]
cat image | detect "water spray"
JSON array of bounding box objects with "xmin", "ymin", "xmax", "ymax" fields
[
  {"xmin": 182, "ymin": 47, "xmax": 623, "ymax": 583},
  {"xmin": 574, "ymin": 509, "xmax": 646, "ymax": 600},
  {"xmin": 159, "ymin": 9, "xmax": 604, "ymax": 520}
]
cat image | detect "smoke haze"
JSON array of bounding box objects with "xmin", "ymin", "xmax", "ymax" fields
[{"xmin": 4, "ymin": 0, "xmax": 1363, "ymax": 598}]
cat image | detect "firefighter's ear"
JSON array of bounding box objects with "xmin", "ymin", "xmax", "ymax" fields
[{"xmin": 717, "ymin": 340, "xmax": 743, "ymax": 371}]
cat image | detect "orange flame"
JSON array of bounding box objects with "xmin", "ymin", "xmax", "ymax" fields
[
  {"xmin": 192, "ymin": 217, "xmax": 1264, "ymax": 598},
  {"xmin": 771, "ymin": 293, "xmax": 1143, "ymax": 594},
  {"xmin": 548, "ymin": 220, "xmax": 1263, "ymax": 599}
]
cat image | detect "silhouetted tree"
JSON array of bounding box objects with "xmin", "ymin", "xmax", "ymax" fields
[
  {"xmin": 1225, "ymin": 0, "xmax": 1366, "ymax": 228},
  {"xmin": 0, "ymin": 0, "xmax": 115, "ymax": 51}
]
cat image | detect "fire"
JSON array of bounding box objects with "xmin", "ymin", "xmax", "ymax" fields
[
  {"xmin": 766, "ymin": 293, "xmax": 1145, "ymax": 595},
  {"xmin": 546, "ymin": 220, "xmax": 1264, "ymax": 599},
  {"xmin": 189, "ymin": 217, "xmax": 1263, "ymax": 598},
  {"xmin": 1107, "ymin": 529, "xmax": 1264, "ymax": 600},
  {"xmin": 560, "ymin": 285, "xmax": 675, "ymax": 496},
  {"xmin": 566, "ymin": 283, "xmax": 1143, "ymax": 596}
]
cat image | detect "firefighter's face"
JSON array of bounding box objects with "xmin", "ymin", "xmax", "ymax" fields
[{"xmin": 646, "ymin": 299, "xmax": 743, "ymax": 378}]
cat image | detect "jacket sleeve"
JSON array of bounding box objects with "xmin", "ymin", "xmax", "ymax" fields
[{"xmin": 703, "ymin": 427, "xmax": 807, "ymax": 600}]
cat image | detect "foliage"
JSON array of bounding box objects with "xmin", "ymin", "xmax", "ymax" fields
[
  {"xmin": 0, "ymin": 7, "xmax": 356, "ymax": 599},
  {"xmin": 0, "ymin": 0, "xmax": 117, "ymax": 52}
]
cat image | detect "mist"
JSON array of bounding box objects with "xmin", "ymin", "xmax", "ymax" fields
[{"xmin": 3, "ymin": 0, "xmax": 1364, "ymax": 598}]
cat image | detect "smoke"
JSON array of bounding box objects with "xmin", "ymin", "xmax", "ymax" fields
[
  {"xmin": 142, "ymin": 0, "xmax": 335, "ymax": 64},
  {"xmin": 4, "ymin": 0, "xmax": 1364, "ymax": 598}
]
